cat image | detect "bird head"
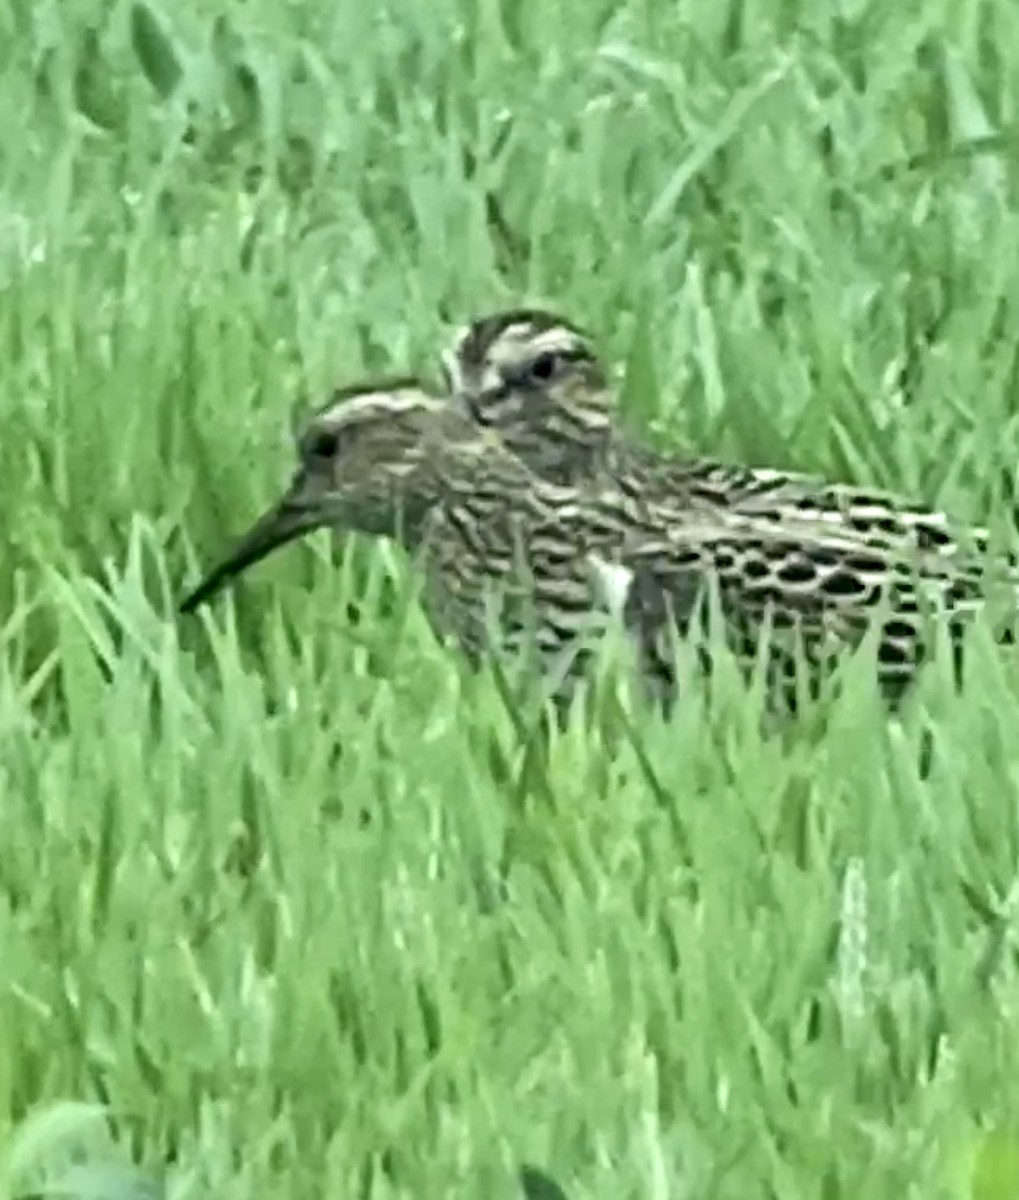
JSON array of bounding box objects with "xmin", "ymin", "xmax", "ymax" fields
[
  {"xmin": 440, "ymin": 308, "xmax": 616, "ymax": 485},
  {"xmin": 178, "ymin": 378, "xmax": 484, "ymax": 614}
]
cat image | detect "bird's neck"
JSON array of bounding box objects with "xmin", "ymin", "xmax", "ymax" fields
[
  {"xmin": 517, "ymin": 420, "xmax": 621, "ymax": 488},
  {"xmin": 392, "ymin": 436, "xmax": 535, "ymax": 548}
]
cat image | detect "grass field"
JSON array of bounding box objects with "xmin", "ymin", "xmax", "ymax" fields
[{"xmin": 4, "ymin": 0, "xmax": 1019, "ymax": 1195}]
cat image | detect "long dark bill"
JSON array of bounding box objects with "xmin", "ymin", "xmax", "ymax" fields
[{"xmin": 178, "ymin": 494, "xmax": 324, "ymax": 615}]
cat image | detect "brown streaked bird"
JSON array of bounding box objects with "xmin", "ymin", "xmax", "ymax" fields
[
  {"xmin": 440, "ymin": 307, "xmax": 1014, "ymax": 567},
  {"xmin": 178, "ymin": 380, "xmax": 1018, "ymax": 711},
  {"xmin": 178, "ymin": 379, "xmax": 618, "ymax": 690}
]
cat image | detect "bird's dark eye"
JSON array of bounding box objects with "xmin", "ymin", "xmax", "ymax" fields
[
  {"xmin": 526, "ymin": 352, "xmax": 560, "ymax": 382},
  {"xmin": 307, "ymin": 429, "xmax": 340, "ymax": 460}
]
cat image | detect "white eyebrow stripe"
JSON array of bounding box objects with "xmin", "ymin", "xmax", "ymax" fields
[
  {"xmin": 316, "ymin": 388, "xmax": 442, "ymax": 425},
  {"xmin": 500, "ymin": 325, "xmax": 585, "ymax": 357},
  {"xmin": 503, "ymin": 321, "xmax": 540, "ymax": 340},
  {"xmin": 534, "ymin": 327, "xmax": 584, "ymax": 352}
]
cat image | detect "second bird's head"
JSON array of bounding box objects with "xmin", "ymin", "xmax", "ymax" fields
[
  {"xmin": 178, "ymin": 380, "xmax": 487, "ymax": 615},
  {"xmin": 440, "ymin": 308, "xmax": 616, "ymax": 485}
]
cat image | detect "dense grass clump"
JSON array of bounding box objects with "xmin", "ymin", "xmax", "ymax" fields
[{"xmin": 3, "ymin": 0, "xmax": 1019, "ymax": 1195}]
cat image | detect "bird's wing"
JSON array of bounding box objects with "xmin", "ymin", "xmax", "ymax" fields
[
  {"xmin": 585, "ymin": 511, "xmax": 1018, "ymax": 701},
  {"xmin": 654, "ymin": 457, "xmax": 1011, "ymax": 566}
]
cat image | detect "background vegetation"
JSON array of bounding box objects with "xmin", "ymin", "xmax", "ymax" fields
[{"xmin": 2, "ymin": 0, "xmax": 1019, "ymax": 1194}]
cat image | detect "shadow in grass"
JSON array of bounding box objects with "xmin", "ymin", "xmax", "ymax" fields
[{"xmin": 519, "ymin": 1164, "xmax": 571, "ymax": 1200}]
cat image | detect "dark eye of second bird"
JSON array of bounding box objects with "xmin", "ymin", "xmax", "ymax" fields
[{"xmin": 527, "ymin": 352, "xmax": 560, "ymax": 381}]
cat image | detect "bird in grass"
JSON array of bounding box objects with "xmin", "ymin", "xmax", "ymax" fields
[
  {"xmin": 177, "ymin": 380, "xmax": 1016, "ymax": 712},
  {"xmin": 178, "ymin": 379, "xmax": 626, "ymax": 699},
  {"xmin": 440, "ymin": 307, "xmax": 1013, "ymax": 567}
]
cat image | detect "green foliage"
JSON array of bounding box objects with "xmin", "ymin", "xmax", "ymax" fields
[
  {"xmin": 130, "ymin": 3, "xmax": 182, "ymax": 101},
  {"xmin": 2, "ymin": 0, "xmax": 1019, "ymax": 1195},
  {"xmin": 972, "ymin": 1131, "xmax": 1019, "ymax": 1200}
]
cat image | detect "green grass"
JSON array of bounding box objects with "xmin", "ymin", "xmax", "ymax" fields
[{"xmin": 4, "ymin": 0, "xmax": 1019, "ymax": 1195}]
